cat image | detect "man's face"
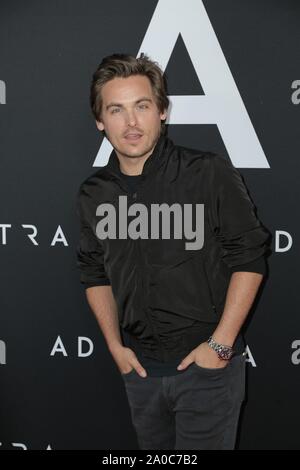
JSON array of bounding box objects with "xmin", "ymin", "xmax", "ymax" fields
[{"xmin": 95, "ymin": 75, "xmax": 167, "ymax": 161}]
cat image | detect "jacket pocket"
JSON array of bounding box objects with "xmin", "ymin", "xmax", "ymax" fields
[
  {"xmin": 203, "ymin": 248, "xmax": 230, "ymax": 319},
  {"xmin": 202, "ymin": 260, "xmax": 218, "ymax": 316}
]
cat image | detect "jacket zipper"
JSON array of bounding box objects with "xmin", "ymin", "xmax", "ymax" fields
[{"xmin": 132, "ymin": 190, "xmax": 165, "ymax": 359}]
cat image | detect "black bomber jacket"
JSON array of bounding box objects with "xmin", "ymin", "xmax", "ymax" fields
[{"xmin": 76, "ymin": 133, "xmax": 271, "ymax": 361}]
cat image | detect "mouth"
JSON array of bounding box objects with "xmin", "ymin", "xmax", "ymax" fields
[{"xmin": 124, "ymin": 133, "xmax": 143, "ymax": 142}]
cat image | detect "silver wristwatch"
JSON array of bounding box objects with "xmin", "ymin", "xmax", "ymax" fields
[{"xmin": 207, "ymin": 336, "xmax": 235, "ymax": 360}]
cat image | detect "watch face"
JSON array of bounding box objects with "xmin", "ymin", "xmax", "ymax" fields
[
  {"xmin": 218, "ymin": 349, "xmax": 233, "ymax": 360},
  {"xmin": 208, "ymin": 338, "xmax": 234, "ymax": 360}
]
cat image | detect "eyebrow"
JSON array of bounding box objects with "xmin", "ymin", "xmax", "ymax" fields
[{"xmin": 105, "ymin": 97, "xmax": 153, "ymax": 111}]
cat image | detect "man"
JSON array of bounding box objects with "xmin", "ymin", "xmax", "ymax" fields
[{"xmin": 76, "ymin": 53, "xmax": 271, "ymax": 450}]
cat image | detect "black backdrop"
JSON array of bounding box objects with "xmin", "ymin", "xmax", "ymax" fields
[{"xmin": 1, "ymin": 0, "xmax": 299, "ymax": 450}]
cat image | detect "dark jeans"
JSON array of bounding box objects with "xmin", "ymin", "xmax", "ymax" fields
[{"xmin": 121, "ymin": 352, "xmax": 246, "ymax": 450}]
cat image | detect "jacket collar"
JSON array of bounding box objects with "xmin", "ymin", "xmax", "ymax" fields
[{"xmin": 104, "ymin": 132, "xmax": 172, "ymax": 180}]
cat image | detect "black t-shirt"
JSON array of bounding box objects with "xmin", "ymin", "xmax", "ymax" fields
[{"xmin": 119, "ymin": 172, "xmax": 263, "ymax": 376}]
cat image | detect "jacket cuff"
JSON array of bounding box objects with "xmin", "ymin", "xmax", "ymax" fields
[
  {"xmin": 230, "ymin": 255, "xmax": 266, "ymax": 275},
  {"xmin": 82, "ymin": 279, "xmax": 111, "ymax": 289}
]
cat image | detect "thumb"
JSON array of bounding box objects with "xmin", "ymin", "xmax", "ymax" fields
[
  {"xmin": 132, "ymin": 358, "xmax": 147, "ymax": 378},
  {"xmin": 177, "ymin": 353, "xmax": 195, "ymax": 371}
]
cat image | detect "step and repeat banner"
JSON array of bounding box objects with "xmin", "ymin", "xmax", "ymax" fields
[{"xmin": 1, "ymin": 0, "xmax": 299, "ymax": 450}]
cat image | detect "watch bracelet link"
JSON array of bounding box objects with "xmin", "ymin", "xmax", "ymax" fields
[{"xmin": 207, "ymin": 335, "xmax": 235, "ymax": 360}]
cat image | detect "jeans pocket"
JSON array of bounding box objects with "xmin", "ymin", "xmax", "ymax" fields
[
  {"xmin": 121, "ymin": 368, "xmax": 136, "ymax": 378},
  {"xmin": 191, "ymin": 361, "xmax": 230, "ymax": 374}
]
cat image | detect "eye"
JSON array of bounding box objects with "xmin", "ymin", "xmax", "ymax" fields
[
  {"xmin": 111, "ymin": 108, "xmax": 120, "ymax": 114},
  {"xmin": 138, "ymin": 104, "xmax": 149, "ymax": 109}
]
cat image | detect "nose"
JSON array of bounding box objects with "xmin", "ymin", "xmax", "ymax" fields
[{"xmin": 126, "ymin": 109, "xmax": 138, "ymax": 127}]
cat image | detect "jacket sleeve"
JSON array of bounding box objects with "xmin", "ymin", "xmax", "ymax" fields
[
  {"xmin": 76, "ymin": 184, "xmax": 111, "ymax": 288},
  {"xmin": 229, "ymin": 254, "xmax": 266, "ymax": 275},
  {"xmin": 208, "ymin": 154, "xmax": 271, "ymax": 269}
]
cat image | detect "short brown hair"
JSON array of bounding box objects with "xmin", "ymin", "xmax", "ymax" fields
[{"xmin": 90, "ymin": 53, "xmax": 169, "ymax": 134}]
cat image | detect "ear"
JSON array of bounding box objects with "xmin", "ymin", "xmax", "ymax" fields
[
  {"xmin": 160, "ymin": 109, "xmax": 167, "ymax": 121},
  {"xmin": 95, "ymin": 120, "xmax": 104, "ymax": 131}
]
